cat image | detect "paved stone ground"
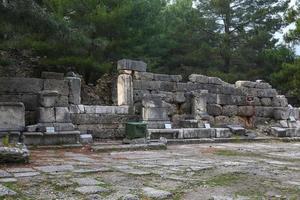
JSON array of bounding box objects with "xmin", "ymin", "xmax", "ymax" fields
[{"xmin": 0, "ymin": 142, "xmax": 299, "ymax": 199}]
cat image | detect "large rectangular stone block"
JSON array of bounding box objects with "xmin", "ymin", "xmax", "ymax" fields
[
  {"xmin": 153, "ymin": 74, "xmax": 182, "ymax": 82},
  {"xmin": 272, "ymin": 95, "xmax": 288, "ymax": 107},
  {"xmin": 273, "ymin": 107, "xmax": 289, "ymax": 120},
  {"xmin": 222, "ymin": 105, "xmax": 238, "ymax": 117},
  {"xmin": 215, "ymin": 128, "xmax": 232, "ymax": 138},
  {"xmin": 0, "ymin": 78, "xmax": 43, "ymax": 93},
  {"xmin": 66, "ymin": 77, "xmax": 81, "ymax": 105},
  {"xmin": 134, "ymin": 72, "xmax": 154, "ymax": 80},
  {"xmin": 118, "ymin": 59, "xmax": 147, "ymax": 72},
  {"xmin": 41, "ymin": 72, "xmax": 64, "ymax": 80},
  {"xmin": 255, "ymin": 107, "xmax": 273, "ymax": 118},
  {"xmin": 0, "ymin": 102, "xmax": 25, "ymax": 131},
  {"xmin": 189, "ymin": 74, "xmax": 209, "ymax": 83},
  {"xmin": 43, "ymin": 79, "xmax": 69, "ymax": 96},
  {"xmin": 142, "ymin": 107, "xmax": 168, "ymax": 121},
  {"xmin": 55, "ymin": 107, "xmax": 71, "ymax": 123},
  {"xmin": 71, "ymin": 114, "xmax": 139, "ymax": 125},
  {"xmin": 238, "ymin": 106, "xmax": 255, "ymax": 117},
  {"xmin": 37, "ymin": 107, "xmax": 55, "ymax": 123},
  {"xmin": 207, "ymin": 104, "xmax": 222, "ymax": 116},
  {"xmin": 181, "ymin": 128, "xmax": 215, "ymax": 139}
]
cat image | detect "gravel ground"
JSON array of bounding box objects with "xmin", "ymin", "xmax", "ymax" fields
[{"xmin": 0, "ymin": 142, "xmax": 299, "ymax": 200}]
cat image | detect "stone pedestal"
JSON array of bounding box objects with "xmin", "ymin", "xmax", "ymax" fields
[{"xmin": 0, "ymin": 102, "xmax": 25, "ymax": 132}]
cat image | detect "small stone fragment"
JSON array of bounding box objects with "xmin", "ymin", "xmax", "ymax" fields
[{"xmin": 142, "ymin": 187, "xmax": 172, "ymax": 199}]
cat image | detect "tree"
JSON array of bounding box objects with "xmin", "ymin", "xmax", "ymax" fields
[{"xmin": 196, "ymin": 0, "xmax": 290, "ymax": 73}]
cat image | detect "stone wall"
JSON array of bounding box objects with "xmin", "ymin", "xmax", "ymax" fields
[
  {"xmin": 0, "ymin": 73, "xmax": 81, "ymax": 125},
  {"xmin": 114, "ymin": 60, "xmax": 299, "ymax": 128},
  {"xmin": 70, "ymin": 105, "xmax": 140, "ymax": 139}
]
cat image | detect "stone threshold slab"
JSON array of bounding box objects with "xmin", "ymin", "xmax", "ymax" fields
[
  {"xmin": 154, "ymin": 137, "xmax": 300, "ymax": 145},
  {"xmin": 92, "ymin": 143, "xmax": 167, "ymax": 153}
]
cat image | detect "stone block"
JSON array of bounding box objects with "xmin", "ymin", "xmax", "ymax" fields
[
  {"xmin": 208, "ymin": 77, "xmax": 225, "ymax": 85},
  {"xmin": 207, "ymin": 104, "xmax": 222, "ymax": 116},
  {"xmin": 69, "ymin": 105, "xmax": 85, "ymax": 114},
  {"xmin": 66, "ymin": 77, "xmax": 81, "ymax": 105},
  {"xmin": 80, "ymin": 134, "xmax": 93, "ymax": 144},
  {"xmin": 188, "ymin": 74, "xmax": 209, "ymax": 83},
  {"xmin": 222, "ymin": 105, "xmax": 238, "ymax": 117},
  {"xmin": 160, "ymin": 81, "xmax": 177, "ymax": 91},
  {"xmin": 43, "ymin": 131, "xmax": 80, "ymax": 145},
  {"xmin": 192, "ymin": 90, "xmax": 208, "ymax": 119},
  {"xmin": 257, "ymin": 89, "xmax": 277, "ymax": 98},
  {"xmin": 215, "ymin": 128, "xmax": 232, "ymax": 138},
  {"xmin": 37, "ymin": 107, "xmax": 55, "ymax": 123},
  {"xmin": 272, "ymin": 95, "xmax": 288, "ymax": 107},
  {"xmin": 71, "ymin": 114, "xmax": 139, "ymax": 125},
  {"xmin": 216, "ymin": 94, "xmax": 234, "ymax": 105},
  {"xmin": 270, "ymin": 127, "xmax": 287, "ymax": 137},
  {"xmin": 56, "ymin": 95, "xmax": 69, "ymax": 107},
  {"xmin": 238, "ymin": 106, "xmax": 255, "ymax": 117},
  {"xmin": 148, "ymin": 129, "xmax": 179, "ymax": 139},
  {"xmin": 260, "ymin": 98, "xmax": 272, "ymax": 106},
  {"xmin": 255, "ymin": 81, "xmax": 272, "ymax": 89},
  {"xmin": 39, "ymin": 90, "xmax": 58, "ymax": 107},
  {"xmin": 117, "ymin": 59, "xmax": 147, "ymax": 72},
  {"xmin": 117, "ymin": 74, "xmax": 133, "ymax": 106},
  {"xmin": 181, "ymin": 128, "xmax": 215, "ymax": 139},
  {"xmin": 23, "ymin": 132, "xmax": 43, "ymax": 145},
  {"xmin": 255, "ymin": 107, "xmax": 273, "ymax": 118},
  {"xmin": 144, "ymin": 121, "xmax": 171, "ymax": 129},
  {"xmin": 0, "ymin": 78, "xmax": 43, "ymax": 93},
  {"xmin": 142, "ymin": 107, "xmax": 168, "ymax": 121},
  {"xmin": 133, "ymin": 90, "xmax": 150, "ymax": 102},
  {"xmin": 43, "ymin": 79, "xmax": 69, "ymax": 96},
  {"xmin": 41, "ymin": 72, "xmax": 64, "ymax": 80},
  {"xmin": 235, "ymin": 81, "xmax": 256, "ymax": 88},
  {"xmin": 273, "ymin": 107, "xmax": 289, "ymax": 120},
  {"xmin": 219, "ymin": 84, "xmax": 237, "ymax": 95},
  {"xmin": 0, "ymin": 102, "xmax": 25, "ymax": 131},
  {"xmin": 133, "ymin": 72, "xmax": 153, "ymax": 80},
  {"xmin": 55, "ymin": 107, "xmax": 71, "ymax": 123},
  {"xmin": 173, "ymin": 92, "xmax": 186, "ymax": 103},
  {"xmin": 133, "ymin": 80, "xmax": 160, "ymax": 90},
  {"xmin": 207, "ymin": 93, "xmax": 217, "ymax": 104},
  {"xmin": 227, "ymin": 125, "xmax": 246, "ymax": 135},
  {"xmin": 214, "ymin": 116, "xmax": 230, "ymax": 126},
  {"xmin": 289, "ymin": 108, "xmax": 300, "ymax": 120},
  {"xmin": 179, "ymin": 120, "xmax": 201, "ymax": 128}
]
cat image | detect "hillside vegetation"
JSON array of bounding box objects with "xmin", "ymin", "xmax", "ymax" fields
[{"xmin": 0, "ymin": 0, "xmax": 300, "ymax": 100}]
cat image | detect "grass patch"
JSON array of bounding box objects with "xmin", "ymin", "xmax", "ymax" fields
[
  {"xmin": 214, "ymin": 149, "xmax": 260, "ymax": 157},
  {"xmin": 204, "ymin": 172, "xmax": 249, "ymax": 187}
]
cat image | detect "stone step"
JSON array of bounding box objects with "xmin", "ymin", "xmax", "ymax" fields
[
  {"xmin": 23, "ymin": 131, "xmax": 80, "ymax": 146},
  {"xmin": 148, "ymin": 129, "xmax": 179, "ymax": 139},
  {"xmin": 179, "ymin": 120, "xmax": 203, "ymax": 128},
  {"xmin": 271, "ymin": 127, "xmax": 300, "ymax": 137},
  {"xmin": 144, "ymin": 121, "xmax": 172, "ymax": 129},
  {"xmin": 227, "ymin": 125, "xmax": 246, "ymax": 135}
]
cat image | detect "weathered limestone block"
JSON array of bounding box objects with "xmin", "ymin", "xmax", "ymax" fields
[
  {"xmin": 83, "ymin": 106, "xmax": 129, "ymax": 115},
  {"xmin": 254, "ymin": 117, "xmax": 272, "ymax": 126},
  {"xmin": 117, "ymin": 74, "xmax": 133, "ymax": 106},
  {"xmin": 39, "ymin": 90, "xmax": 58, "ymax": 107},
  {"xmin": 173, "ymin": 92, "xmax": 186, "ymax": 103},
  {"xmin": 181, "ymin": 128, "xmax": 215, "ymax": 139},
  {"xmin": 41, "ymin": 72, "xmax": 64, "ymax": 80},
  {"xmin": 133, "ymin": 80, "xmax": 160, "ymax": 90},
  {"xmin": 118, "ymin": 59, "xmax": 147, "ymax": 72},
  {"xmin": 44, "ymin": 79, "xmax": 69, "ymax": 96},
  {"xmin": 134, "ymin": 72, "xmax": 153, "ymax": 80},
  {"xmin": 192, "ymin": 90, "xmax": 208, "ymax": 119},
  {"xmin": 272, "ymin": 95, "xmax": 288, "ymax": 107},
  {"xmin": 0, "ymin": 78, "xmax": 43, "ymax": 93},
  {"xmin": 188, "ymin": 74, "xmax": 209, "ymax": 83},
  {"xmin": 56, "ymin": 95, "xmax": 69, "ymax": 107},
  {"xmin": 153, "ymin": 74, "xmax": 182, "ymax": 82},
  {"xmin": 289, "ymin": 108, "xmax": 300, "ymax": 120},
  {"xmin": 66, "ymin": 77, "xmax": 81, "ymax": 105},
  {"xmin": 133, "ymin": 90, "xmax": 150, "ymax": 102},
  {"xmin": 142, "ymin": 107, "xmax": 168, "ymax": 121},
  {"xmin": 0, "ymin": 145, "xmax": 29, "ymax": 163},
  {"xmin": 222, "ymin": 105, "xmax": 238, "ymax": 117},
  {"xmin": 255, "ymin": 107, "xmax": 274, "ymax": 118},
  {"xmin": 238, "ymin": 106, "xmax": 255, "ymax": 117},
  {"xmin": 69, "ymin": 104, "xmax": 85, "ymax": 114},
  {"xmin": 235, "ymin": 81, "xmax": 257, "ymax": 88},
  {"xmin": 208, "ymin": 77, "xmax": 225, "ymax": 85},
  {"xmin": 216, "ymin": 94, "xmax": 235, "ymax": 105},
  {"xmin": 159, "ymin": 81, "xmax": 177, "ymax": 91},
  {"xmin": 255, "ymin": 81, "xmax": 272, "ymax": 89},
  {"xmin": 214, "ymin": 116, "xmax": 230, "ymax": 126},
  {"xmin": 218, "ymin": 84, "xmax": 237, "ymax": 95},
  {"xmin": 37, "ymin": 107, "xmax": 55, "ymax": 123},
  {"xmin": 177, "ymin": 82, "xmax": 199, "ymax": 92},
  {"xmin": 207, "ymin": 104, "xmax": 222, "ymax": 116},
  {"xmin": 215, "ymin": 128, "xmax": 232, "ymax": 138},
  {"xmin": 207, "ymin": 93, "xmax": 217, "ymax": 104},
  {"xmin": 227, "ymin": 125, "xmax": 246, "ymax": 135},
  {"xmin": 55, "ymin": 107, "xmax": 71, "ymax": 123},
  {"xmin": 157, "ymin": 91, "xmax": 174, "ymax": 103},
  {"xmin": 142, "ymin": 94, "xmax": 164, "ymax": 108},
  {"xmin": 260, "ymin": 98, "xmax": 272, "ymax": 106},
  {"xmin": 0, "ymin": 102, "xmax": 25, "ymax": 131},
  {"xmin": 71, "ymin": 114, "xmax": 139, "ymax": 125},
  {"xmin": 257, "ymin": 89, "xmax": 277, "ymax": 98},
  {"xmin": 273, "ymin": 107, "xmax": 289, "ymax": 120}
]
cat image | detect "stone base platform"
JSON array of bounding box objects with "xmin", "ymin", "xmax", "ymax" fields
[{"xmin": 23, "ymin": 131, "xmax": 80, "ymax": 145}]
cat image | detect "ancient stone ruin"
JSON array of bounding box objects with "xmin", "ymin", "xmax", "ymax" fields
[{"xmin": 0, "ymin": 59, "xmax": 299, "ymax": 150}]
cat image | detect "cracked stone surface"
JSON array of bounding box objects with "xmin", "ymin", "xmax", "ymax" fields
[{"xmin": 0, "ymin": 142, "xmax": 299, "ymax": 199}]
